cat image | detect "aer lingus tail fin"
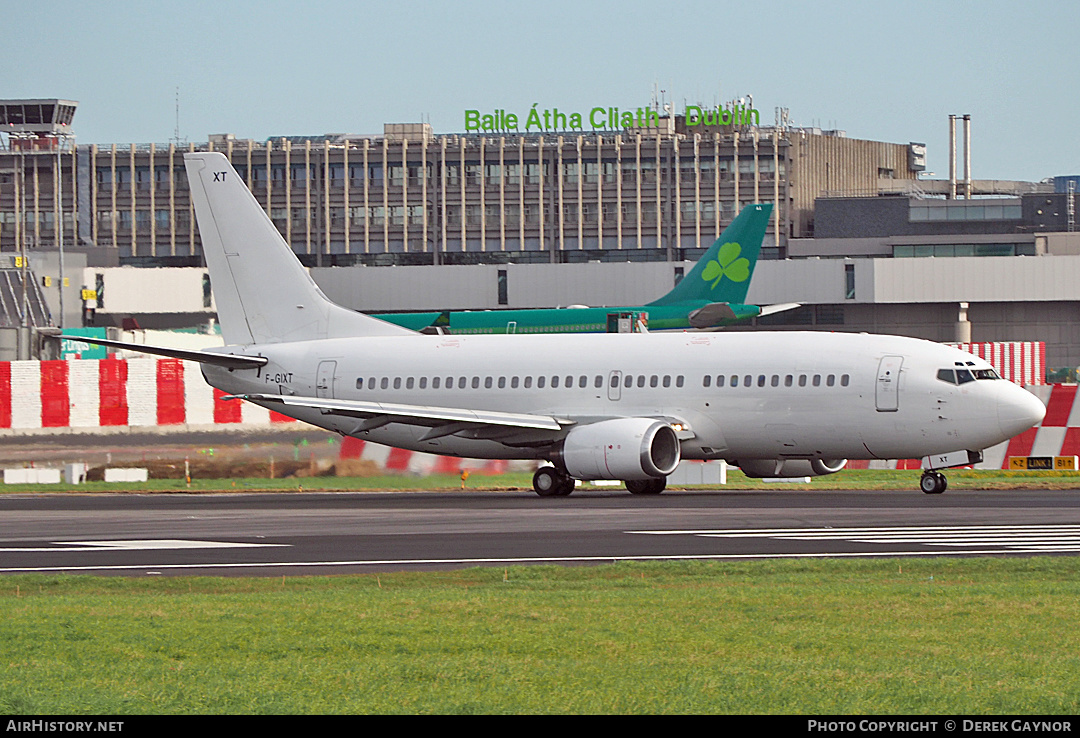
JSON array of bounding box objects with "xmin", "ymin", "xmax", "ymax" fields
[{"xmin": 647, "ymin": 202, "xmax": 772, "ymax": 307}]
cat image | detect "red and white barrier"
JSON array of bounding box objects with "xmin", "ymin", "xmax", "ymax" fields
[
  {"xmin": 984, "ymin": 384, "xmax": 1080, "ymax": 469},
  {"xmin": 338, "ymin": 436, "xmax": 509, "ymax": 476},
  {"xmin": 0, "ymin": 358, "xmax": 296, "ymax": 433},
  {"xmin": 949, "ymin": 342, "xmax": 1045, "ymax": 386},
  {"xmin": 0, "ymin": 357, "xmax": 509, "ymax": 475}
]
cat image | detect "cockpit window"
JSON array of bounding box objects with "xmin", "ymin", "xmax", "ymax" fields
[{"xmin": 941, "ymin": 366, "xmax": 1001, "ymax": 384}]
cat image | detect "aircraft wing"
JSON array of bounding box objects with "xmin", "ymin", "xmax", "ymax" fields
[{"xmin": 224, "ymin": 392, "xmax": 575, "ymax": 442}]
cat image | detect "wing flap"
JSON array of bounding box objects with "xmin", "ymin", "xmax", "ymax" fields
[{"xmin": 225, "ymin": 393, "xmax": 572, "ymax": 433}]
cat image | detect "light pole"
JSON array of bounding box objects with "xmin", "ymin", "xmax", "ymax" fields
[
  {"xmin": 54, "ymin": 133, "xmax": 73, "ymax": 330},
  {"xmin": 16, "ymin": 134, "xmax": 29, "ymax": 359}
]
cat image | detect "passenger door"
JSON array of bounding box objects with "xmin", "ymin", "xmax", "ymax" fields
[
  {"xmin": 316, "ymin": 360, "xmax": 337, "ymax": 400},
  {"xmin": 876, "ymin": 356, "xmax": 903, "ymax": 412}
]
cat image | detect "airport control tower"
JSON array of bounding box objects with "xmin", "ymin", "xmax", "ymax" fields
[
  {"xmin": 0, "ymin": 99, "xmax": 77, "ymax": 150},
  {"xmin": 0, "ymin": 100, "xmax": 80, "ymax": 359}
]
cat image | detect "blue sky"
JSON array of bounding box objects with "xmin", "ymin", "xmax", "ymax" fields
[{"xmin": 3, "ymin": 0, "xmax": 1076, "ymax": 182}]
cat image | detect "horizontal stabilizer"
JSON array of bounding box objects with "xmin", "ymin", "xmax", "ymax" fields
[
  {"xmin": 757, "ymin": 302, "xmax": 802, "ymax": 318},
  {"xmin": 687, "ymin": 302, "xmax": 738, "ymax": 329},
  {"xmin": 58, "ymin": 335, "xmax": 267, "ymax": 370}
]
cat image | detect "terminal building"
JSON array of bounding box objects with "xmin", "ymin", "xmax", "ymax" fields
[
  {"xmin": 1, "ymin": 98, "xmax": 1079, "ymax": 371},
  {"xmin": 0, "ymin": 107, "xmax": 923, "ymax": 264}
]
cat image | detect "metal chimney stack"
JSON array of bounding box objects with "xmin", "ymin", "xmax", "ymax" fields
[
  {"xmin": 963, "ymin": 114, "xmax": 972, "ymax": 198},
  {"xmin": 948, "ymin": 115, "xmax": 957, "ymax": 199}
]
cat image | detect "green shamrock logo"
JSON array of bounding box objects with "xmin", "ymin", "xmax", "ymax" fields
[{"xmin": 701, "ymin": 241, "xmax": 750, "ymax": 288}]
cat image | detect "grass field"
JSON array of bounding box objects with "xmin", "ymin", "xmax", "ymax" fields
[
  {"xmin": 1, "ymin": 558, "xmax": 1078, "ymax": 714},
  {"xmin": 0, "ymin": 468, "xmax": 1078, "ymax": 494}
]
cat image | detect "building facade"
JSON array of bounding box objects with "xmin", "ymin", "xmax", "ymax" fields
[{"xmin": 1, "ymin": 121, "xmax": 922, "ymax": 268}]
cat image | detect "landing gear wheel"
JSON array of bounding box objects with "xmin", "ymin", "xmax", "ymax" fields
[
  {"xmin": 920, "ymin": 471, "xmax": 948, "ymax": 495},
  {"xmin": 534, "ymin": 467, "xmax": 575, "ymax": 497},
  {"xmin": 533, "ymin": 467, "xmax": 560, "ymax": 497},
  {"xmin": 625, "ymin": 477, "xmax": 667, "ymax": 495}
]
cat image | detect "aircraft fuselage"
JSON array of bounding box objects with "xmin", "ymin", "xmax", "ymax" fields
[
  {"xmin": 372, "ymin": 301, "xmax": 759, "ymax": 334},
  {"xmin": 203, "ymin": 330, "xmax": 1042, "ymax": 465}
]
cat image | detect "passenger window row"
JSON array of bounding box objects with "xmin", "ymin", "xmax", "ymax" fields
[
  {"xmin": 354, "ymin": 372, "xmax": 842, "ymax": 392},
  {"xmin": 702, "ymin": 373, "xmax": 850, "ymax": 388},
  {"xmin": 611, "ymin": 374, "xmax": 686, "ymax": 389},
  {"xmin": 457, "ymin": 325, "xmax": 604, "ymax": 334},
  {"xmin": 355, "ymin": 374, "xmax": 686, "ymax": 391}
]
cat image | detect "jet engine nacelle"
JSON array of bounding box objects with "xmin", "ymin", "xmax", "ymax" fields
[
  {"xmin": 737, "ymin": 458, "xmax": 848, "ymax": 478},
  {"xmin": 557, "ymin": 418, "xmax": 681, "ymax": 480}
]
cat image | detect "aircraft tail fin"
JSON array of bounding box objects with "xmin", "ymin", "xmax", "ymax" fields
[
  {"xmin": 184, "ymin": 152, "xmax": 412, "ymax": 345},
  {"xmin": 647, "ymin": 202, "xmax": 772, "ymax": 307}
]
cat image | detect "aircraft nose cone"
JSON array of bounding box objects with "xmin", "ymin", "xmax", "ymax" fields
[{"xmin": 998, "ymin": 386, "xmax": 1046, "ymax": 439}]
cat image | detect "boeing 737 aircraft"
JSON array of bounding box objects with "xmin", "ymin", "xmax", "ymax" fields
[
  {"xmin": 66, "ymin": 152, "xmax": 1045, "ymax": 496},
  {"xmin": 371, "ymin": 204, "xmax": 799, "ymax": 334}
]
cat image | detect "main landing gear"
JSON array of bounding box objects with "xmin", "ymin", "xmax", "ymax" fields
[
  {"xmin": 532, "ymin": 466, "xmax": 669, "ymax": 497},
  {"xmin": 532, "ymin": 466, "xmax": 575, "ymax": 497},
  {"xmin": 920, "ymin": 471, "xmax": 948, "ymax": 495},
  {"xmin": 625, "ymin": 478, "xmax": 667, "ymax": 495}
]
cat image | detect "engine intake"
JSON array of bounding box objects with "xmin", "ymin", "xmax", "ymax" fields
[{"xmin": 557, "ymin": 418, "xmax": 681, "ymax": 480}]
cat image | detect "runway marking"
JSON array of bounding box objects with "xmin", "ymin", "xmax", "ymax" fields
[
  {"xmin": 629, "ymin": 525, "xmax": 1080, "ymax": 552},
  {"xmin": 1, "ymin": 526, "xmax": 1078, "ymax": 574},
  {"xmin": 0, "ymin": 548, "xmax": 1063, "ymax": 574},
  {"xmin": 0, "ymin": 539, "xmax": 289, "ymax": 553}
]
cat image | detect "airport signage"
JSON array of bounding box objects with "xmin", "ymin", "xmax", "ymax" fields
[
  {"xmin": 464, "ymin": 103, "xmax": 760, "ymax": 133},
  {"xmin": 60, "ymin": 327, "xmax": 107, "ymax": 360},
  {"xmin": 1008, "ymin": 456, "xmax": 1079, "ymax": 471},
  {"xmin": 683, "ymin": 104, "xmax": 761, "ymax": 127}
]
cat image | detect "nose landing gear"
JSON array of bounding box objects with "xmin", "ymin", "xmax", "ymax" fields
[
  {"xmin": 919, "ymin": 471, "xmax": 948, "ymax": 495},
  {"xmin": 917, "ymin": 450, "xmax": 982, "ymax": 495}
]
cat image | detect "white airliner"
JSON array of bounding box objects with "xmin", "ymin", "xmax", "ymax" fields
[{"xmin": 67, "ymin": 152, "xmax": 1046, "ymax": 496}]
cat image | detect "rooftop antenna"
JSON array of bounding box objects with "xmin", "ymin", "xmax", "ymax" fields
[{"xmin": 172, "ymin": 87, "xmax": 183, "ymax": 146}]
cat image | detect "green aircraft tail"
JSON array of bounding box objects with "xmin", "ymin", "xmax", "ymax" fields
[{"xmin": 646, "ymin": 202, "xmax": 773, "ymax": 307}]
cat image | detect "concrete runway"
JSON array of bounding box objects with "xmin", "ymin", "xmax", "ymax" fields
[{"xmin": 2, "ymin": 487, "xmax": 1079, "ymax": 576}]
